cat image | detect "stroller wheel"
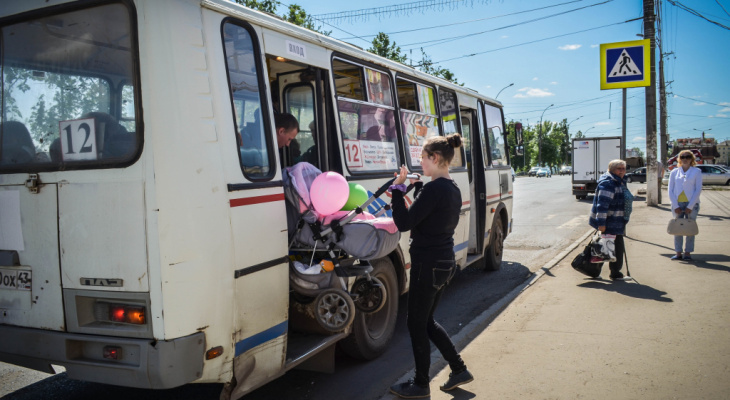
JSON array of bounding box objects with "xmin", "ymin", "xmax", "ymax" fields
[
  {"xmin": 314, "ymin": 288, "xmax": 356, "ymax": 333},
  {"xmin": 351, "ymin": 277, "xmax": 387, "ymax": 314}
]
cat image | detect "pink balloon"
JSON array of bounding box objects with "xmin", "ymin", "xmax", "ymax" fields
[{"xmin": 310, "ymin": 172, "xmax": 349, "ymax": 216}]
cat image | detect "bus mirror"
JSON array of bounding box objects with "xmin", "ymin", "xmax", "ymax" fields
[
  {"xmin": 515, "ymin": 145, "xmax": 524, "ymax": 156},
  {"xmin": 515, "ymin": 122, "xmax": 523, "ymax": 147}
]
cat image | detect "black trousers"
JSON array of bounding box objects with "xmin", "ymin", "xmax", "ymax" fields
[
  {"xmin": 608, "ymin": 234, "xmax": 625, "ymax": 273},
  {"xmin": 407, "ymin": 250, "xmax": 465, "ymax": 385}
]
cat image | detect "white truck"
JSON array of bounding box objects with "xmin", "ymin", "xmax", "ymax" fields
[{"xmin": 572, "ymin": 137, "xmax": 622, "ymax": 199}]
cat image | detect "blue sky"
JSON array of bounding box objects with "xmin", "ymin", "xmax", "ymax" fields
[{"xmin": 281, "ymin": 0, "xmax": 730, "ymax": 155}]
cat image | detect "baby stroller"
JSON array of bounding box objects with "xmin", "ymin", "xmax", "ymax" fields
[{"xmin": 283, "ymin": 162, "xmax": 401, "ymax": 334}]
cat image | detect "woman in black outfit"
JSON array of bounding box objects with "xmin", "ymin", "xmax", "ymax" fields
[{"xmin": 389, "ymin": 133, "xmax": 473, "ymax": 398}]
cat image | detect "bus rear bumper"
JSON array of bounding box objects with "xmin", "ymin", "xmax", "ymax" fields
[{"xmin": 0, "ymin": 325, "xmax": 205, "ymax": 389}]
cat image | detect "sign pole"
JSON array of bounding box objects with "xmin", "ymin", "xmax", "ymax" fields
[
  {"xmin": 644, "ymin": 0, "xmax": 658, "ymax": 206},
  {"xmin": 622, "ymin": 88, "xmax": 627, "ymax": 161}
]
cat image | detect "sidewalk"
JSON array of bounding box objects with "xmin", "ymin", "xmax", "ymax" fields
[{"xmin": 382, "ymin": 188, "xmax": 730, "ymax": 400}]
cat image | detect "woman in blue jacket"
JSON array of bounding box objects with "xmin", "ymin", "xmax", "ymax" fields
[
  {"xmin": 668, "ymin": 150, "xmax": 702, "ymax": 261},
  {"xmin": 589, "ymin": 159, "xmax": 630, "ymax": 280}
]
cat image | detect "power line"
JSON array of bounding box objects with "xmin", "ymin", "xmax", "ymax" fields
[
  {"xmin": 312, "ymin": 0, "xmax": 492, "ymax": 24},
  {"xmin": 672, "ymin": 93, "xmax": 730, "ymax": 107},
  {"xmin": 666, "ymin": 0, "xmax": 730, "ymax": 30},
  {"xmin": 336, "ymin": 0, "xmax": 587, "ymax": 40},
  {"xmin": 402, "ymin": 0, "xmax": 614, "ymax": 49},
  {"xmin": 419, "ymin": 18, "xmax": 639, "ymax": 66}
]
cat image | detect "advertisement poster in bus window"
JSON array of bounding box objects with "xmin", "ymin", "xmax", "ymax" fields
[
  {"xmin": 344, "ymin": 139, "xmax": 397, "ymax": 171},
  {"xmin": 366, "ymin": 69, "xmax": 393, "ymax": 107},
  {"xmin": 417, "ymin": 85, "xmax": 436, "ymax": 114}
]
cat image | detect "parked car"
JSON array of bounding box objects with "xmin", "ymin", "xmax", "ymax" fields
[
  {"xmin": 625, "ymin": 167, "xmax": 646, "ymax": 183},
  {"xmin": 536, "ymin": 167, "xmax": 552, "ymax": 178},
  {"xmin": 663, "ymin": 165, "xmax": 730, "ymax": 186},
  {"xmin": 696, "ymin": 164, "xmax": 730, "ymax": 185},
  {"xmin": 528, "ymin": 166, "xmax": 541, "ymax": 177},
  {"xmin": 559, "ymin": 166, "xmax": 572, "ymax": 176}
]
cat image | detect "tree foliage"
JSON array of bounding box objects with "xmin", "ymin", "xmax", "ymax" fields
[
  {"xmin": 367, "ymin": 32, "xmax": 408, "ymax": 64},
  {"xmin": 234, "ymin": 0, "xmax": 331, "ymax": 35},
  {"xmin": 417, "ymin": 48, "xmax": 461, "ymax": 85}
]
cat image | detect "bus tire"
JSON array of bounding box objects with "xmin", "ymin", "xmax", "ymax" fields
[
  {"xmin": 339, "ymin": 257, "xmax": 398, "ymax": 360},
  {"xmin": 484, "ymin": 217, "xmax": 504, "ymax": 271}
]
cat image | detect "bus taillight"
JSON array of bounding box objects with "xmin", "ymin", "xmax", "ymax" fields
[{"xmin": 109, "ymin": 304, "xmax": 146, "ymax": 325}]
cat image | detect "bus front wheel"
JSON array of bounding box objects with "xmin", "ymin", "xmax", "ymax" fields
[{"xmin": 339, "ymin": 257, "xmax": 398, "ymax": 360}]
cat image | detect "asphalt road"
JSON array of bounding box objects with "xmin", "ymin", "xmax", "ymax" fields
[{"xmin": 1, "ymin": 175, "xmax": 598, "ymax": 400}]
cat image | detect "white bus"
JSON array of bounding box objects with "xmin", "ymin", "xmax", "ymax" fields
[{"xmin": 0, "ymin": 0, "xmax": 513, "ymax": 398}]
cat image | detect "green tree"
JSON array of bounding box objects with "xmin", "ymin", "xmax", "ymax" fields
[
  {"xmin": 574, "ymin": 130, "xmax": 586, "ymax": 139},
  {"xmin": 367, "ymin": 32, "xmax": 407, "ymax": 63},
  {"xmin": 234, "ymin": 0, "xmax": 331, "ymax": 35},
  {"xmin": 235, "ymin": 0, "xmax": 279, "ymax": 14}
]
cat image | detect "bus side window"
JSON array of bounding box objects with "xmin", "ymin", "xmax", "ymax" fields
[{"xmin": 222, "ymin": 21, "xmax": 273, "ymax": 180}]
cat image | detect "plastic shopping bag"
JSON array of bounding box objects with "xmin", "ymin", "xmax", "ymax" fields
[{"xmin": 590, "ymin": 232, "xmax": 617, "ymax": 262}]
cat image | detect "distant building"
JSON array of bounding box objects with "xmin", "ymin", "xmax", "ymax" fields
[
  {"xmin": 718, "ymin": 140, "xmax": 730, "ymax": 166},
  {"xmin": 671, "ymin": 137, "xmax": 720, "ymax": 164}
]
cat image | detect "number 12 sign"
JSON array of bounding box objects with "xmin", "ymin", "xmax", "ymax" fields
[{"xmin": 59, "ymin": 118, "xmax": 98, "ymax": 161}]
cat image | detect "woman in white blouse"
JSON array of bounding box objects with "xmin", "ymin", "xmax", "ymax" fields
[{"xmin": 668, "ymin": 150, "xmax": 703, "ymax": 261}]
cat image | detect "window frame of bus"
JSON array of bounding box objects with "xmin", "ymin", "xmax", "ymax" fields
[
  {"xmin": 332, "ymin": 56, "xmax": 400, "ymax": 177},
  {"xmin": 437, "ymin": 87, "xmax": 466, "ymax": 170},
  {"xmin": 220, "ymin": 18, "xmax": 275, "ymax": 183},
  {"xmin": 481, "ymin": 102, "xmax": 508, "ymax": 167},
  {"xmin": 0, "ymin": 0, "xmax": 143, "ymax": 173},
  {"xmin": 395, "ymin": 74, "xmax": 441, "ymax": 173},
  {"xmin": 283, "ymin": 81, "xmax": 319, "ymax": 169}
]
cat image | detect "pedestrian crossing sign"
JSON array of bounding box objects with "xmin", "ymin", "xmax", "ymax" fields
[{"xmin": 600, "ymin": 39, "xmax": 651, "ymax": 89}]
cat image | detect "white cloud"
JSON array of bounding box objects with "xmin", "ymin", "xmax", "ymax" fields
[
  {"xmin": 532, "ymin": 77, "xmax": 539, "ymax": 81},
  {"xmin": 550, "ymin": 81, "xmax": 558, "ymax": 85},
  {"xmin": 513, "ymin": 87, "xmax": 555, "ymax": 98},
  {"xmin": 501, "ymin": 35, "xmax": 509, "ymax": 39},
  {"xmin": 591, "ymin": 44, "xmax": 599, "ymax": 48},
  {"xmin": 693, "ymin": 102, "xmax": 706, "ymax": 106},
  {"xmin": 485, "ymin": 85, "xmax": 492, "ymax": 89},
  {"xmin": 713, "ymin": 114, "xmax": 728, "ymax": 118},
  {"xmin": 719, "ymin": 107, "xmax": 730, "ymax": 113},
  {"xmin": 559, "ymin": 44, "xmax": 582, "ymax": 51},
  {"xmin": 595, "ymin": 122, "xmax": 612, "ymax": 126},
  {"xmin": 632, "ymin": 137, "xmax": 644, "ymax": 142}
]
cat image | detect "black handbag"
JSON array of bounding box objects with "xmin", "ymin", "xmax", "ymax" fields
[{"xmin": 572, "ymin": 233, "xmax": 603, "ymax": 278}]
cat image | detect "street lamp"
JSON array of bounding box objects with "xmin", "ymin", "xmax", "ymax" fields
[
  {"xmin": 495, "ymin": 83, "xmax": 514, "ymax": 99},
  {"xmin": 538, "ymin": 103, "xmax": 554, "ymax": 166},
  {"xmin": 584, "ymin": 126, "xmax": 595, "ymax": 136}
]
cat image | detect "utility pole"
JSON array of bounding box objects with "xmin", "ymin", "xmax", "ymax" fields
[
  {"xmin": 657, "ymin": 3, "xmax": 669, "ymax": 204},
  {"xmin": 644, "ymin": 0, "xmax": 658, "ymax": 206}
]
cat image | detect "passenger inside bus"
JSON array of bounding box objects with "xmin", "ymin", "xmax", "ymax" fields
[{"xmin": 0, "ymin": 121, "xmax": 35, "ymax": 165}]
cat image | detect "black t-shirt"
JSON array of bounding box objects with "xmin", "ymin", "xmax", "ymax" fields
[{"xmin": 391, "ymin": 178, "xmax": 462, "ymax": 252}]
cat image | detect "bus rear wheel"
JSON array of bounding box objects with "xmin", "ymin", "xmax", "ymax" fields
[
  {"xmin": 339, "ymin": 257, "xmax": 398, "ymax": 360},
  {"xmin": 484, "ymin": 217, "xmax": 504, "ymax": 271}
]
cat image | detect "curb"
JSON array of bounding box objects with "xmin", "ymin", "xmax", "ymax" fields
[{"xmin": 381, "ymin": 228, "xmax": 594, "ymax": 398}]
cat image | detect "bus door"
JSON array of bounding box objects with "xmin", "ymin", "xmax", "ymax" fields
[
  {"xmin": 461, "ymin": 108, "xmax": 486, "ymax": 255},
  {"xmin": 478, "ymin": 102, "xmax": 502, "ymax": 249}
]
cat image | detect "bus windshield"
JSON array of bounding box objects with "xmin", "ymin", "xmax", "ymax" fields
[{"xmin": 0, "ymin": 2, "xmax": 140, "ymax": 172}]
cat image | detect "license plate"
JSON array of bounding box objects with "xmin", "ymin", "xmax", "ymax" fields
[{"xmin": 0, "ymin": 268, "xmax": 32, "ymax": 291}]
